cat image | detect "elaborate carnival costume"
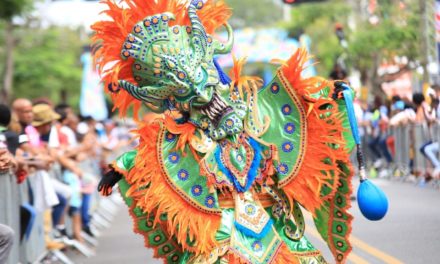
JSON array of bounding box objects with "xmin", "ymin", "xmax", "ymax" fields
[{"xmin": 93, "ymin": 1, "xmax": 387, "ymax": 263}]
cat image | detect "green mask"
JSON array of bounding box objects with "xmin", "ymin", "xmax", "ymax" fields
[{"xmin": 118, "ymin": 3, "xmax": 247, "ymax": 140}]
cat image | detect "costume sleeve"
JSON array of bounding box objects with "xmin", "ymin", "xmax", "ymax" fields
[
  {"xmin": 112, "ymin": 150, "xmax": 137, "ymax": 175},
  {"xmin": 256, "ymin": 49, "xmax": 354, "ymax": 263}
]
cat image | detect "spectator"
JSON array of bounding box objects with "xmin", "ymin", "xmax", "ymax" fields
[
  {"xmin": 2, "ymin": 98, "xmax": 127, "ymax": 262},
  {"xmin": 329, "ymin": 63, "xmax": 348, "ymax": 81},
  {"xmin": 11, "ymin": 99, "xmax": 33, "ymax": 130},
  {"xmin": 434, "ymin": 85, "xmax": 440, "ymax": 118},
  {"xmin": 417, "ymin": 93, "xmax": 440, "ymax": 179},
  {"xmin": 0, "ymin": 104, "xmax": 31, "ymax": 184},
  {"xmin": 30, "ymin": 104, "xmax": 65, "ymax": 250},
  {"xmin": 367, "ymin": 96, "xmax": 393, "ymax": 176},
  {"xmin": 55, "ymin": 104, "xmax": 96, "ymax": 238},
  {"xmin": 0, "ymin": 148, "xmax": 16, "ymax": 173},
  {"xmin": 413, "ymin": 93, "xmax": 435, "ymax": 124},
  {"xmin": 32, "ymin": 104, "xmax": 84, "ymax": 243},
  {"xmin": 0, "ymin": 109, "xmax": 19, "ymax": 264},
  {"xmin": 0, "ymin": 104, "xmax": 21, "ymax": 156},
  {"xmin": 389, "ymin": 102, "xmax": 416, "ymax": 126},
  {"xmin": 423, "ymin": 141, "xmax": 440, "ymax": 178}
]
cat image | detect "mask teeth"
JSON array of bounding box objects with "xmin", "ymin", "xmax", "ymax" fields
[
  {"xmin": 208, "ymin": 111, "xmax": 216, "ymax": 120},
  {"xmin": 217, "ymin": 96, "xmax": 227, "ymax": 108},
  {"xmin": 198, "ymin": 92, "xmax": 235, "ymax": 128},
  {"xmin": 213, "ymin": 103, "xmax": 223, "ymax": 113}
]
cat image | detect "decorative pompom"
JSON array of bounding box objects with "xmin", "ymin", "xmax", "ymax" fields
[{"xmin": 357, "ymin": 180, "xmax": 388, "ymax": 221}]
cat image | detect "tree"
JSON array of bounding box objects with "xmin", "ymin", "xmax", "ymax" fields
[
  {"xmin": 282, "ymin": 1, "xmax": 350, "ymax": 74},
  {"xmin": 12, "ymin": 26, "xmax": 84, "ymax": 106},
  {"xmin": 347, "ymin": 0, "xmax": 421, "ymax": 96},
  {"xmin": 0, "ymin": 0, "xmax": 32, "ymax": 103},
  {"xmin": 0, "ymin": 2, "xmax": 85, "ymax": 107},
  {"xmin": 283, "ymin": 0, "xmax": 422, "ymax": 96},
  {"xmin": 225, "ymin": 0, "xmax": 282, "ymax": 28}
]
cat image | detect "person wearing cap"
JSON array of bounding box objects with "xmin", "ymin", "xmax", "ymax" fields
[
  {"xmin": 32, "ymin": 104, "xmax": 61, "ymax": 143},
  {"xmin": 33, "ymin": 103, "xmax": 88, "ymax": 243},
  {"xmin": 21, "ymin": 104, "xmax": 65, "ymax": 251}
]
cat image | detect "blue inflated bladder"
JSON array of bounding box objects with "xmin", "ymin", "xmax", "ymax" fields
[
  {"xmin": 357, "ymin": 179, "xmax": 388, "ymax": 221},
  {"xmin": 340, "ymin": 83, "xmax": 389, "ymax": 221}
]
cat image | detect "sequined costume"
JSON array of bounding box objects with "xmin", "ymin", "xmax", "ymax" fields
[{"xmin": 93, "ymin": 1, "xmax": 357, "ymax": 263}]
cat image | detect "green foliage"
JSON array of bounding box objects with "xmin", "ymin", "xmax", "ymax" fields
[
  {"xmin": 11, "ymin": 26, "xmax": 84, "ymax": 105},
  {"xmin": 287, "ymin": 1, "xmax": 350, "ymax": 33},
  {"xmin": 282, "ymin": 0, "xmax": 421, "ymax": 78},
  {"xmin": 283, "ymin": 1, "xmax": 350, "ymax": 74},
  {"xmin": 0, "ymin": 0, "xmax": 32, "ymax": 21},
  {"xmin": 0, "ymin": 0, "xmax": 86, "ymax": 105},
  {"xmin": 348, "ymin": 1, "xmax": 420, "ymax": 71},
  {"xmin": 225, "ymin": 0, "xmax": 282, "ymax": 28}
]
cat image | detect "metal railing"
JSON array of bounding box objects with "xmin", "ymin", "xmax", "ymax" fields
[
  {"xmin": 361, "ymin": 122, "xmax": 440, "ymax": 182},
  {"xmin": 0, "ymin": 157, "xmax": 123, "ymax": 264}
]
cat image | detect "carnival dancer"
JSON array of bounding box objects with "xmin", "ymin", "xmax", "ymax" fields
[{"xmin": 94, "ymin": 1, "xmax": 387, "ymax": 263}]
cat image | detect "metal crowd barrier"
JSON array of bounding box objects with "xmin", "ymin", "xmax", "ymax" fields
[
  {"xmin": 0, "ymin": 171, "xmax": 20, "ymax": 264},
  {"xmin": 0, "ymin": 157, "xmax": 125, "ymax": 264},
  {"xmin": 346, "ymin": 122, "xmax": 439, "ymax": 181},
  {"xmin": 431, "ymin": 123, "xmax": 440, "ymax": 150},
  {"xmin": 390, "ymin": 122, "xmax": 440, "ymax": 179},
  {"xmin": 392, "ymin": 125, "xmax": 411, "ymax": 176}
]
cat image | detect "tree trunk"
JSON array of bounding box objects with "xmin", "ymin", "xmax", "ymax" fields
[
  {"xmin": 418, "ymin": 0, "xmax": 433, "ymax": 84},
  {"xmin": 1, "ymin": 21, "xmax": 14, "ymax": 104}
]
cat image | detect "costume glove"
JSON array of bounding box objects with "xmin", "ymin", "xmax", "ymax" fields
[{"xmin": 97, "ymin": 166, "xmax": 123, "ymax": 196}]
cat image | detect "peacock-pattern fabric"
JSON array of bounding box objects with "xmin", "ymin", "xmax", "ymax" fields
[{"xmin": 93, "ymin": 0, "xmax": 356, "ymax": 263}]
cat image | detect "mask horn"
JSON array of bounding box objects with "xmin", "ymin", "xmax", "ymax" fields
[
  {"xmin": 188, "ymin": 1, "xmax": 208, "ymax": 55},
  {"xmin": 213, "ymin": 23, "xmax": 234, "ymax": 55},
  {"xmin": 118, "ymin": 80, "xmax": 166, "ymax": 112}
]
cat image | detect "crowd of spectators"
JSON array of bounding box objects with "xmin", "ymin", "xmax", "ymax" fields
[
  {"xmin": 0, "ymin": 98, "xmax": 134, "ymax": 263},
  {"xmin": 354, "ymin": 85, "xmax": 440, "ymax": 183}
]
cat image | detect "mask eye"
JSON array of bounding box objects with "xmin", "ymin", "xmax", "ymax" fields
[{"xmin": 176, "ymin": 88, "xmax": 190, "ymax": 95}]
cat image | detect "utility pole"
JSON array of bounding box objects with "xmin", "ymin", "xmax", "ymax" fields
[
  {"xmin": 1, "ymin": 21, "xmax": 14, "ymax": 103},
  {"xmin": 420, "ymin": 0, "xmax": 438, "ymax": 85},
  {"xmin": 283, "ymin": 4, "xmax": 291, "ymax": 23}
]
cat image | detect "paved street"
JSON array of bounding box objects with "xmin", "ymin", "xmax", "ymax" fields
[
  {"xmin": 306, "ymin": 178, "xmax": 440, "ymax": 263},
  {"xmin": 77, "ymin": 178, "xmax": 440, "ymax": 264},
  {"xmin": 71, "ymin": 204, "xmax": 160, "ymax": 264}
]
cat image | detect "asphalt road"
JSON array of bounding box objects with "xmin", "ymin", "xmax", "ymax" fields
[
  {"xmin": 306, "ymin": 177, "xmax": 440, "ymax": 264},
  {"xmin": 77, "ymin": 178, "xmax": 440, "ymax": 264}
]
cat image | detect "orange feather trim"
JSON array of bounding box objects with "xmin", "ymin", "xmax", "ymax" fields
[
  {"xmin": 229, "ymin": 55, "xmax": 263, "ymax": 100},
  {"xmin": 163, "ymin": 115, "xmax": 196, "ymax": 154},
  {"xmin": 279, "ymin": 48, "xmax": 353, "ymax": 262},
  {"xmin": 279, "ymin": 48, "xmax": 351, "ymax": 215},
  {"xmin": 272, "ymin": 243, "xmax": 312, "ymax": 264},
  {"xmin": 124, "ymin": 118, "xmax": 221, "ymax": 256},
  {"xmin": 92, "ymin": 0, "xmax": 232, "ymax": 118}
]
